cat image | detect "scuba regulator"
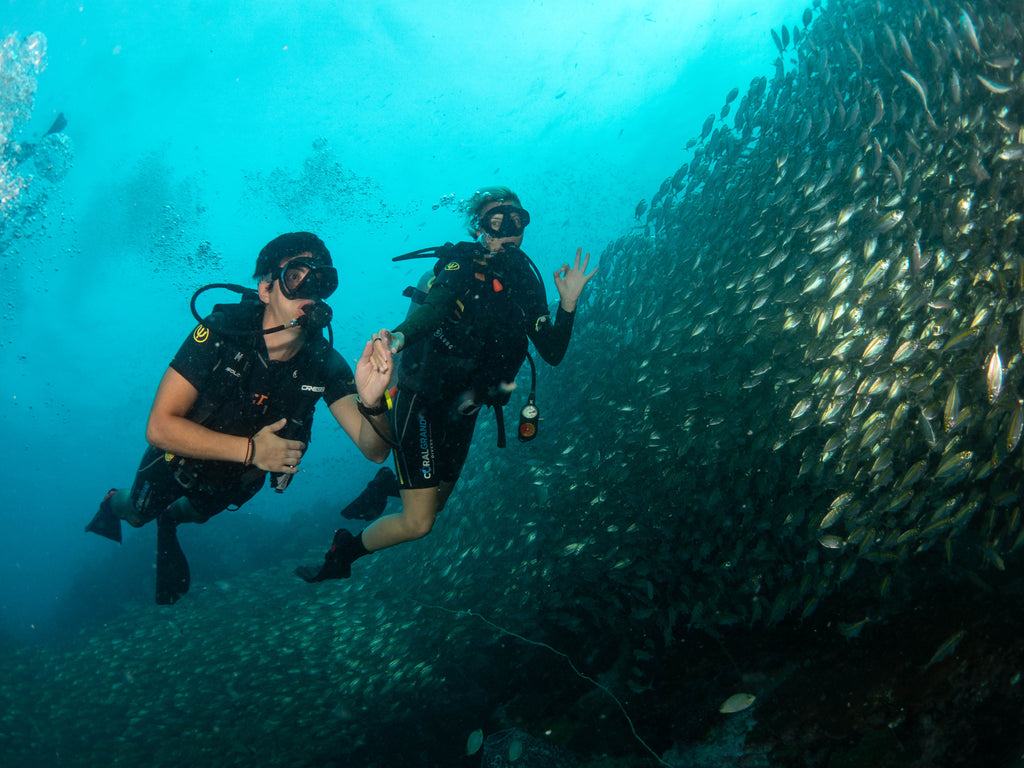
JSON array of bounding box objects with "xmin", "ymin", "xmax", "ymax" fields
[
  {"xmin": 189, "ymin": 282, "xmax": 335, "ymax": 343},
  {"xmin": 191, "ymin": 255, "xmax": 338, "ymax": 337}
]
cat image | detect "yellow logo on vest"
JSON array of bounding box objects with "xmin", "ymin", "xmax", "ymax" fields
[
  {"xmin": 443, "ymin": 261, "xmax": 460, "ymax": 272},
  {"xmin": 193, "ymin": 324, "xmax": 210, "ymax": 343}
]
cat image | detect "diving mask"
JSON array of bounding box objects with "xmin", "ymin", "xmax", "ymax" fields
[
  {"xmin": 479, "ymin": 204, "xmax": 531, "ymax": 238},
  {"xmin": 277, "ymin": 258, "xmax": 339, "ymax": 301}
]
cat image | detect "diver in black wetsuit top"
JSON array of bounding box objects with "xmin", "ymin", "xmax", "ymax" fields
[
  {"xmin": 85, "ymin": 232, "xmax": 394, "ymax": 604},
  {"xmin": 297, "ymin": 186, "xmax": 597, "ymax": 582}
]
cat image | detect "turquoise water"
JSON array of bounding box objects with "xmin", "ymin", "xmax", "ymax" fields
[
  {"xmin": 4, "ymin": 1, "xmax": 1022, "ymax": 766},
  {"xmin": 1, "ymin": 0, "xmax": 806, "ymax": 644}
]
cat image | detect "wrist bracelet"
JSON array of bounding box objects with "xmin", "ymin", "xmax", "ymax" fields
[
  {"xmin": 243, "ymin": 436, "xmax": 255, "ymax": 467},
  {"xmin": 356, "ymin": 394, "xmax": 390, "ymax": 417}
]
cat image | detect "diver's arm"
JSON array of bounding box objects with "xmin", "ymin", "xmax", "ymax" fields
[
  {"xmin": 145, "ymin": 368, "xmax": 303, "ymax": 473},
  {"xmin": 553, "ymin": 248, "xmax": 597, "ymax": 313},
  {"xmin": 528, "ymin": 307, "xmax": 576, "ymax": 365},
  {"xmin": 329, "ymin": 396, "xmax": 390, "ymax": 463},
  {"xmin": 529, "ymin": 247, "xmax": 596, "ymax": 365},
  {"xmin": 389, "ymin": 282, "xmax": 459, "ymax": 350},
  {"xmin": 330, "ymin": 339, "xmax": 391, "ymax": 462}
]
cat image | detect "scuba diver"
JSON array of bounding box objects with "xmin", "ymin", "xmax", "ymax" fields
[
  {"xmin": 296, "ymin": 187, "xmax": 597, "ymax": 582},
  {"xmin": 85, "ymin": 232, "xmax": 393, "ymax": 604}
]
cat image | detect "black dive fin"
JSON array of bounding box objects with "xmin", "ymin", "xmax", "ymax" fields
[
  {"xmin": 156, "ymin": 515, "xmax": 190, "ymax": 605},
  {"xmin": 44, "ymin": 113, "xmax": 67, "ymax": 136},
  {"xmin": 85, "ymin": 490, "xmax": 122, "ymax": 544},
  {"xmin": 339, "ymin": 468, "xmax": 400, "ymax": 521}
]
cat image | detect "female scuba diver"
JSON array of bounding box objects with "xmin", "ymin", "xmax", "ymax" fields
[{"xmin": 296, "ymin": 187, "xmax": 596, "ymax": 582}]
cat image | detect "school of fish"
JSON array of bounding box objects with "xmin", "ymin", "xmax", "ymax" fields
[{"xmin": 536, "ymin": 0, "xmax": 1024, "ymax": 649}]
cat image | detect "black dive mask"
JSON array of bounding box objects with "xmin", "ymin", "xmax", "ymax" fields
[
  {"xmin": 277, "ymin": 258, "xmax": 339, "ymax": 301},
  {"xmin": 479, "ymin": 205, "xmax": 530, "ymax": 238}
]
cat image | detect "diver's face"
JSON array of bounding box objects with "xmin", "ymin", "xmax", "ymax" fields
[
  {"xmin": 259, "ymin": 252, "xmax": 317, "ymax": 320},
  {"xmin": 476, "ymin": 200, "xmax": 528, "ymax": 254}
]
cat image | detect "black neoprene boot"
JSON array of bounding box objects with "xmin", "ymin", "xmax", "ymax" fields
[
  {"xmin": 295, "ymin": 529, "xmax": 370, "ymax": 582},
  {"xmin": 340, "ymin": 468, "xmax": 400, "ymax": 521}
]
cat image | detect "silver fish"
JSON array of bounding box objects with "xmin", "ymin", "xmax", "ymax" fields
[
  {"xmin": 987, "ymin": 347, "xmax": 1003, "ymax": 403},
  {"xmin": 976, "ymin": 74, "xmax": 1013, "ymax": 94}
]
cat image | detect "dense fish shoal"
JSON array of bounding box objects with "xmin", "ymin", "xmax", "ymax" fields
[{"xmin": 528, "ymin": 0, "xmax": 1024, "ymax": 643}]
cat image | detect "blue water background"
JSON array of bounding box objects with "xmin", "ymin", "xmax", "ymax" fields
[{"xmin": 1, "ymin": 0, "xmax": 809, "ymax": 642}]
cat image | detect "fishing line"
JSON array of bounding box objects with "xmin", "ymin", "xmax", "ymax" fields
[{"xmin": 413, "ymin": 599, "xmax": 673, "ymax": 767}]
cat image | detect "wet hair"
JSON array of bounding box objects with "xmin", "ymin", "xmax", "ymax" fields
[
  {"xmin": 253, "ymin": 232, "xmax": 332, "ymax": 281},
  {"xmin": 463, "ymin": 186, "xmax": 522, "ymax": 236}
]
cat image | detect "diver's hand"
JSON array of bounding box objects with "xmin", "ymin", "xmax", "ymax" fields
[
  {"xmin": 376, "ymin": 329, "xmax": 404, "ymax": 355},
  {"xmin": 356, "ymin": 336, "xmax": 391, "ymax": 407},
  {"xmin": 369, "ymin": 329, "xmax": 395, "ymax": 373},
  {"xmin": 554, "ymin": 247, "xmax": 597, "ymax": 313},
  {"xmin": 367, "ymin": 329, "xmax": 403, "ymax": 374},
  {"xmin": 251, "ymin": 418, "xmax": 306, "ymax": 473}
]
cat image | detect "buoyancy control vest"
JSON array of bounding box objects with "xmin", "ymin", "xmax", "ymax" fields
[
  {"xmin": 168, "ymin": 297, "xmax": 339, "ymax": 492},
  {"xmin": 394, "ymin": 242, "xmax": 545, "ymax": 446}
]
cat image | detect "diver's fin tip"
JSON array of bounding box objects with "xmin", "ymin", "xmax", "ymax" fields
[{"xmin": 85, "ymin": 492, "xmax": 123, "ymax": 543}]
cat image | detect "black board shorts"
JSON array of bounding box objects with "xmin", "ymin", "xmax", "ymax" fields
[{"xmin": 390, "ymin": 387, "xmax": 478, "ymax": 490}]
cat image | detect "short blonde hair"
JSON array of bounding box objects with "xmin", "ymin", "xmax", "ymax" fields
[{"xmin": 463, "ymin": 186, "xmax": 521, "ymax": 236}]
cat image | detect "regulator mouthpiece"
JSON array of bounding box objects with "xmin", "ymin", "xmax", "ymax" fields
[{"xmin": 298, "ymin": 301, "xmax": 333, "ymax": 330}]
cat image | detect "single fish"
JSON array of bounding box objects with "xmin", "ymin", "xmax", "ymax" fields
[
  {"xmin": 900, "ymin": 70, "xmax": 935, "ymax": 127},
  {"xmin": 976, "ymin": 74, "xmax": 1013, "ymax": 94},
  {"xmin": 771, "ymin": 27, "xmax": 784, "ymax": 54},
  {"xmin": 944, "ymin": 381, "xmax": 961, "ymax": 431},
  {"xmin": 1007, "ymin": 403, "xmax": 1024, "ymax": 453},
  {"xmin": 818, "ymin": 534, "xmax": 845, "ymax": 549},
  {"xmin": 925, "ymin": 630, "xmax": 965, "ymax": 668},
  {"xmin": 720, "ymin": 693, "xmax": 756, "ymax": 713},
  {"xmin": 960, "ymin": 9, "xmax": 980, "ymax": 56},
  {"xmin": 987, "ymin": 347, "xmax": 1003, "ymax": 403},
  {"xmin": 466, "ymin": 729, "xmax": 484, "ymax": 756}
]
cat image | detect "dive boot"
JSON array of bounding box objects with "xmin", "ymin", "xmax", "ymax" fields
[{"xmin": 295, "ymin": 529, "xmax": 369, "ymax": 582}]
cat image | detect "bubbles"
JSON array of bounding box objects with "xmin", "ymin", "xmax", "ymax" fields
[
  {"xmin": 19, "ymin": 32, "xmax": 47, "ymax": 71},
  {"xmin": 431, "ymin": 192, "xmax": 457, "ymax": 211},
  {"xmin": 80, "ymin": 150, "xmax": 214, "ymax": 289},
  {"xmin": 34, "ymin": 133, "xmax": 73, "ymax": 182},
  {"xmin": 1, "ymin": 31, "xmax": 48, "ymax": 153},
  {"xmin": 0, "ymin": 31, "xmax": 71, "ymax": 261},
  {"xmin": 242, "ymin": 137, "xmax": 409, "ymax": 233}
]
